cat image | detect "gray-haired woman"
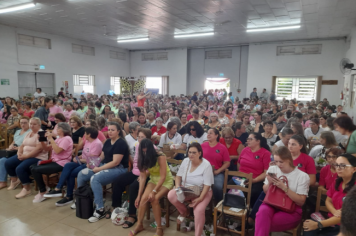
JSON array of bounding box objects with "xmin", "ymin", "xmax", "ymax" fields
[{"xmin": 31, "ymin": 122, "xmax": 73, "ymax": 203}]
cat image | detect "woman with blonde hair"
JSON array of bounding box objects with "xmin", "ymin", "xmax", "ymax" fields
[
  {"xmin": 204, "ymin": 112, "xmax": 221, "ymax": 132},
  {"xmin": 220, "ymin": 127, "xmax": 244, "ymax": 171}
]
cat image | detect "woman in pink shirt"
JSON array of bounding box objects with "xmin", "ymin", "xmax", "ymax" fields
[
  {"xmin": 31, "ymin": 122, "xmax": 73, "ymax": 203},
  {"xmin": 319, "ymin": 148, "xmax": 343, "ymax": 191},
  {"xmin": 48, "ymin": 98, "xmax": 64, "ymax": 127},
  {"xmin": 63, "ymin": 103, "xmax": 75, "ymax": 122},
  {"xmin": 111, "ymin": 128, "xmax": 153, "ymax": 228}
]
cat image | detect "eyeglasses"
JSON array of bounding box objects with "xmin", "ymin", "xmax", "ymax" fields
[
  {"xmin": 20, "ymin": 122, "xmax": 28, "ymax": 124},
  {"xmin": 224, "ymin": 136, "xmax": 233, "ymax": 139},
  {"xmin": 326, "ymin": 155, "xmax": 338, "ymax": 159},
  {"xmin": 138, "ymin": 136, "xmax": 146, "ymax": 139},
  {"xmin": 190, "ymin": 129, "xmax": 196, "ymax": 131},
  {"xmin": 247, "ymin": 138, "xmax": 255, "ymax": 141},
  {"xmin": 332, "ymin": 163, "xmax": 353, "ymax": 169}
]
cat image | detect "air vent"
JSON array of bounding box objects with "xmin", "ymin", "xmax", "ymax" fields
[
  {"xmin": 18, "ymin": 34, "xmax": 51, "ymax": 49},
  {"xmin": 110, "ymin": 50, "xmax": 126, "ymax": 60},
  {"xmin": 72, "ymin": 44, "xmax": 95, "ymax": 56},
  {"xmin": 277, "ymin": 44, "xmax": 322, "ymax": 56},
  {"xmin": 142, "ymin": 52, "xmax": 168, "ymax": 61},
  {"xmin": 205, "ymin": 50, "xmax": 232, "ymax": 59}
]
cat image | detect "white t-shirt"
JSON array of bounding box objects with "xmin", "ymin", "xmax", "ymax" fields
[
  {"xmin": 158, "ymin": 132, "xmax": 182, "ymax": 148},
  {"xmin": 265, "ymin": 134, "xmax": 278, "ymax": 149},
  {"xmin": 304, "ymin": 127, "xmax": 324, "ymax": 140},
  {"xmin": 177, "ymin": 158, "xmax": 214, "ymax": 188},
  {"xmin": 320, "ymin": 125, "xmax": 331, "ymax": 131},
  {"xmin": 33, "ymin": 92, "xmax": 46, "ymax": 98},
  {"xmin": 274, "ymin": 140, "xmax": 285, "ymax": 147},
  {"xmin": 265, "ymin": 165, "xmax": 310, "ymax": 196},
  {"xmin": 332, "ymin": 130, "xmax": 348, "ymax": 144},
  {"xmin": 125, "ymin": 134, "xmax": 138, "ymax": 156},
  {"xmin": 183, "ymin": 133, "xmax": 208, "ymax": 149}
]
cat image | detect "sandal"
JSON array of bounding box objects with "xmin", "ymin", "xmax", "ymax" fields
[
  {"xmin": 128, "ymin": 225, "xmax": 144, "ymax": 236},
  {"xmin": 177, "ymin": 215, "xmax": 186, "ymax": 224},
  {"xmin": 105, "ymin": 209, "xmax": 112, "ymax": 219},
  {"xmin": 153, "ymin": 226, "xmax": 163, "ymax": 236},
  {"xmin": 123, "ymin": 216, "xmax": 137, "ymax": 229}
]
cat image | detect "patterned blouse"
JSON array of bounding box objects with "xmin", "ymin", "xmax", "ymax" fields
[{"xmin": 7, "ymin": 114, "xmax": 21, "ymax": 134}]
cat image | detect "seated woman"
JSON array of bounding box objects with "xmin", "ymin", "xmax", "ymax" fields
[
  {"xmin": 201, "ymin": 128, "xmax": 230, "ymax": 204},
  {"xmin": 1, "ymin": 105, "xmax": 11, "ymax": 123},
  {"xmin": 4, "ymin": 117, "xmax": 49, "ymax": 198},
  {"xmin": 151, "ymin": 118, "xmax": 167, "ymax": 145},
  {"xmin": 125, "ymin": 122, "xmax": 140, "ymax": 158},
  {"xmin": 44, "ymin": 127, "xmax": 103, "ymax": 207},
  {"xmin": 272, "ymin": 128, "xmax": 294, "ymax": 154},
  {"xmin": 0, "ymin": 116, "xmax": 31, "ymax": 189},
  {"xmin": 168, "ymin": 143, "xmax": 214, "ymax": 236},
  {"xmin": 179, "ymin": 121, "xmax": 207, "ymax": 151},
  {"xmin": 30, "ymin": 122, "xmax": 73, "ymax": 203},
  {"xmin": 7, "ymin": 107, "xmax": 21, "ymax": 135},
  {"xmin": 158, "ymin": 121, "xmax": 182, "ymax": 159},
  {"xmin": 77, "ymin": 122, "xmax": 129, "ymax": 223},
  {"xmin": 204, "ymin": 112, "xmax": 221, "ymax": 132},
  {"xmin": 111, "ymin": 128, "xmax": 152, "ymax": 228},
  {"xmin": 261, "ymin": 121, "xmax": 278, "ymax": 149},
  {"xmin": 220, "ymin": 127, "xmax": 244, "ymax": 171},
  {"xmin": 70, "ymin": 116, "xmax": 85, "ymax": 146},
  {"xmin": 63, "ymin": 103, "xmax": 75, "ymax": 122},
  {"xmin": 309, "ymin": 131, "xmax": 339, "ymax": 166},
  {"xmin": 23, "ymin": 101, "xmax": 35, "ymax": 118},
  {"xmin": 255, "ymin": 146, "xmax": 310, "ymax": 236},
  {"xmin": 233, "ymin": 132, "xmax": 271, "ymax": 208},
  {"xmin": 319, "ymin": 148, "xmax": 343, "ymax": 190},
  {"xmin": 303, "ymin": 153, "xmax": 356, "ymax": 235},
  {"xmin": 50, "ymin": 113, "xmax": 67, "ymax": 138},
  {"xmin": 217, "ymin": 107, "xmax": 233, "ymax": 127},
  {"xmin": 130, "ymin": 139, "xmax": 173, "ymax": 236}
]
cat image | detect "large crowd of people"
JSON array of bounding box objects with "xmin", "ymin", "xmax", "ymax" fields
[{"xmin": 0, "ymin": 86, "xmax": 356, "ymax": 236}]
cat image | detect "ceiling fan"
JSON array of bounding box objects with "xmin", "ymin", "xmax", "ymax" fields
[{"xmin": 340, "ymin": 58, "xmax": 356, "ymax": 75}]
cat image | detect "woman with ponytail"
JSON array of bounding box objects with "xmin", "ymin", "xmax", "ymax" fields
[{"xmin": 303, "ymin": 153, "xmax": 356, "ymax": 235}]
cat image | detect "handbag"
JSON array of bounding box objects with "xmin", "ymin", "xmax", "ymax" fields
[
  {"xmin": 181, "ymin": 161, "xmax": 202, "ymax": 200},
  {"xmin": 264, "ymin": 175, "xmax": 295, "ymax": 213},
  {"xmin": 75, "ymin": 184, "xmax": 94, "ymax": 219},
  {"xmin": 0, "ymin": 149, "xmax": 17, "ymax": 158}
]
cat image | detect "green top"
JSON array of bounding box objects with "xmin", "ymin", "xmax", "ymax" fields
[
  {"xmin": 148, "ymin": 159, "xmax": 174, "ymax": 190},
  {"xmin": 346, "ymin": 130, "xmax": 356, "ymax": 154}
]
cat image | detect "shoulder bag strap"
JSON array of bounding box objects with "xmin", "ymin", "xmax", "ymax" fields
[{"xmin": 183, "ymin": 160, "xmax": 191, "ymax": 187}]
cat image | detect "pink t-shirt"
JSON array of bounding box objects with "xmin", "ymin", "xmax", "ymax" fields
[
  {"xmin": 319, "ymin": 165, "xmax": 337, "ymax": 190},
  {"xmin": 51, "ymin": 136, "xmax": 73, "ymax": 167},
  {"xmin": 22, "ymin": 132, "xmax": 48, "ymax": 161},
  {"xmin": 82, "ymin": 131, "xmax": 107, "ymax": 144},
  {"xmin": 201, "ymin": 142, "xmax": 230, "ymax": 170},
  {"xmin": 238, "ymin": 147, "xmax": 271, "ymax": 179},
  {"xmin": 132, "ymin": 143, "xmax": 158, "ymax": 176},
  {"xmin": 63, "ymin": 110, "xmax": 75, "ymax": 122},
  {"xmin": 293, "ymin": 153, "xmax": 316, "ymax": 174},
  {"xmin": 49, "ymin": 105, "xmax": 64, "ymax": 122},
  {"xmin": 82, "ymin": 138, "xmax": 103, "ymax": 162},
  {"xmin": 52, "ymin": 124, "xmax": 58, "ymax": 136},
  {"xmin": 101, "ymin": 127, "xmax": 108, "ymax": 138}
]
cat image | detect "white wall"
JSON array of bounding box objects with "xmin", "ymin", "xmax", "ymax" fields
[
  {"xmin": 130, "ymin": 48, "xmax": 188, "ymax": 96},
  {"xmin": 187, "ymin": 46, "xmax": 249, "ymax": 99},
  {"xmin": 246, "ymin": 40, "xmax": 345, "ymax": 106},
  {"xmin": 0, "ymin": 24, "xmax": 130, "ymax": 98},
  {"xmin": 344, "ymin": 27, "xmax": 356, "ymax": 121}
]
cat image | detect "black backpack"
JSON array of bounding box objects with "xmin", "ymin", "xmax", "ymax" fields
[{"xmin": 74, "ymin": 184, "xmax": 94, "ymax": 219}]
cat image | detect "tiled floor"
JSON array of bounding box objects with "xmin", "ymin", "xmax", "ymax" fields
[{"xmin": 0, "ymin": 183, "xmax": 289, "ymax": 236}]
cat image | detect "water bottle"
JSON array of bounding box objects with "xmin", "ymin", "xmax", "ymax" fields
[{"xmin": 176, "ymin": 188, "xmax": 185, "ymax": 203}]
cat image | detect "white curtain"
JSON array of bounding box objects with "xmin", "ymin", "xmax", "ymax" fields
[{"xmin": 162, "ymin": 76, "xmax": 169, "ymax": 95}]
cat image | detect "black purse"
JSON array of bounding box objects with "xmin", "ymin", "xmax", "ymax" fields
[
  {"xmin": 0, "ymin": 149, "xmax": 18, "ymax": 158},
  {"xmin": 222, "ymin": 193, "xmax": 247, "ymax": 235}
]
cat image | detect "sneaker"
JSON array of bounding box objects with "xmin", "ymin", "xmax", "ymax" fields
[
  {"xmin": 55, "ymin": 197, "xmax": 73, "ymax": 207},
  {"xmin": 88, "ymin": 209, "xmax": 106, "ymax": 223},
  {"xmin": 7, "ymin": 179, "xmax": 21, "ymax": 190},
  {"xmin": 44, "ymin": 189, "xmax": 62, "ymax": 198},
  {"xmin": 15, "ymin": 188, "xmax": 31, "ymax": 199},
  {"xmin": 33, "ymin": 193, "xmax": 47, "ymax": 203},
  {"xmin": 70, "ymin": 202, "xmax": 76, "ymax": 209}
]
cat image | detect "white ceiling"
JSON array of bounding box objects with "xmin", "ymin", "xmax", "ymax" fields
[{"xmin": 0, "ymin": 0, "xmax": 355, "ymax": 50}]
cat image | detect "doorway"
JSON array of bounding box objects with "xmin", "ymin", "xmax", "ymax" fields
[
  {"xmin": 18, "ymin": 72, "xmax": 55, "ymax": 98},
  {"xmin": 205, "ymin": 78, "xmax": 230, "ymax": 93}
]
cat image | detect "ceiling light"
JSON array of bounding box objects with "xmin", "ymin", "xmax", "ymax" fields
[
  {"xmin": 117, "ymin": 37, "xmax": 149, "ymax": 43},
  {"xmin": 246, "ymin": 25, "xmax": 301, "ymax": 32},
  {"xmin": 174, "ymin": 32, "xmax": 214, "ymax": 38},
  {"xmin": 0, "ymin": 2, "xmax": 36, "ymax": 14}
]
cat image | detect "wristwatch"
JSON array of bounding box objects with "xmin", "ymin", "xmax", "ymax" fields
[
  {"xmin": 152, "ymin": 189, "xmax": 157, "ymax": 194},
  {"xmin": 317, "ymin": 222, "xmax": 323, "ymax": 230}
]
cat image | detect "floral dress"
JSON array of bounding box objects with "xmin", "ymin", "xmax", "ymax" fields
[{"xmin": 6, "ymin": 114, "xmax": 21, "ymax": 134}]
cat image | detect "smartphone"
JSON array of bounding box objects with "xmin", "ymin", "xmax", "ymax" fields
[
  {"xmin": 38, "ymin": 131, "xmax": 47, "ymax": 142},
  {"xmin": 268, "ymin": 173, "xmax": 277, "ymax": 179}
]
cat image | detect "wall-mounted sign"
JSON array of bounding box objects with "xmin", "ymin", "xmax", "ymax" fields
[
  {"xmin": 39, "ymin": 65, "xmax": 45, "ymax": 70},
  {"xmin": 321, "ymin": 80, "xmax": 338, "ymax": 85},
  {"xmin": 219, "ymin": 73, "xmax": 224, "ymax": 77},
  {"xmin": 1, "ymin": 79, "xmax": 9, "ymax": 85}
]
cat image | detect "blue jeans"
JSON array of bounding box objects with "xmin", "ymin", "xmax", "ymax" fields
[
  {"xmin": 213, "ymin": 173, "xmax": 225, "ymax": 203},
  {"xmin": 5, "ymin": 155, "xmax": 40, "ymax": 184},
  {"xmin": 0, "ymin": 157, "xmax": 8, "ymax": 182},
  {"xmin": 56, "ymin": 162, "xmax": 85, "ymax": 198},
  {"xmin": 77, "ymin": 164, "xmax": 127, "ymax": 210}
]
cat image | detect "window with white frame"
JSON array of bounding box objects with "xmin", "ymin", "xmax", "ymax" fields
[
  {"xmin": 18, "ymin": 34, "xmax": 51, "ymax": 49},
  {"xmin": 110, "ymin": 77, "xmax": 121, "ymax": 94},
  {"xmin": 275, "ymin": 77, "xmax": 319, "ymax": 101},
  {"xmin": 73, "ymin": 75, "xmax": 95, "ymax": 94}
]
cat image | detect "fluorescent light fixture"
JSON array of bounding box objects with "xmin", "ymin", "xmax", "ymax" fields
[
  {"xmin": 0, "ymin": 2, "xmax": 36, "ymax": 14},
  {"xmin": 174, "ymin": 32, "xmax": 214, "ymax": 38},
  {"xmin": 117, "ymin": 37, "xmax": 149, "ymax": 43},
  {"xmin": 246, "ymin": 25, "xmax": 300, "ymax": 32}
]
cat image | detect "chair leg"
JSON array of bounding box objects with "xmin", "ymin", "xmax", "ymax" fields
[
  {"xmin": 213, "ymin": 208, "xmax": 217, "ymax": 235},
  {"xmin": 241, "ymin": 214, "xmax": 246, "ymax": 236},
  {"xmin": 146, "ymin": 204, "xmax": 150, "ymax": 220},
  {"xmin": 165, "ymin": 198, "xmax": 170, "ymax": 228}
]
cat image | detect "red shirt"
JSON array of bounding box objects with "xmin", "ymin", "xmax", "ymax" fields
[
  {"xmin": 238, "ymin": 147, "xmax": 271, "ymax": 179},
  {"xmin": 187, "ymin": 114, "xmax": 193, "ymax": 121},
  {"xmin": 220, "ymin": 138, "xmax": 242, "ymax": 165},
  {"xmin": 201, "ymin": 142, "xmax": 230, "ymax": 170},
  {"xmin": 151, "ymin": 126, "xmax": 167, "ymax": 136},
  {"xmin": 293, "ymin": 153, "xmax": 316, "ymax": 175},
  {"xmin": 138, "ymin": 97, "xmax": 146, "ymax": 107},
  {"xmin": 319, "ymin": 165, "xmax": 337, "ymax": 190},
  {"xmin": 23, "ymin": 110, "xmax": 35, "ymax": 118},
  {"xmin": 327, "ymin": 180, "xmax": 356, "ymax": 219}
]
